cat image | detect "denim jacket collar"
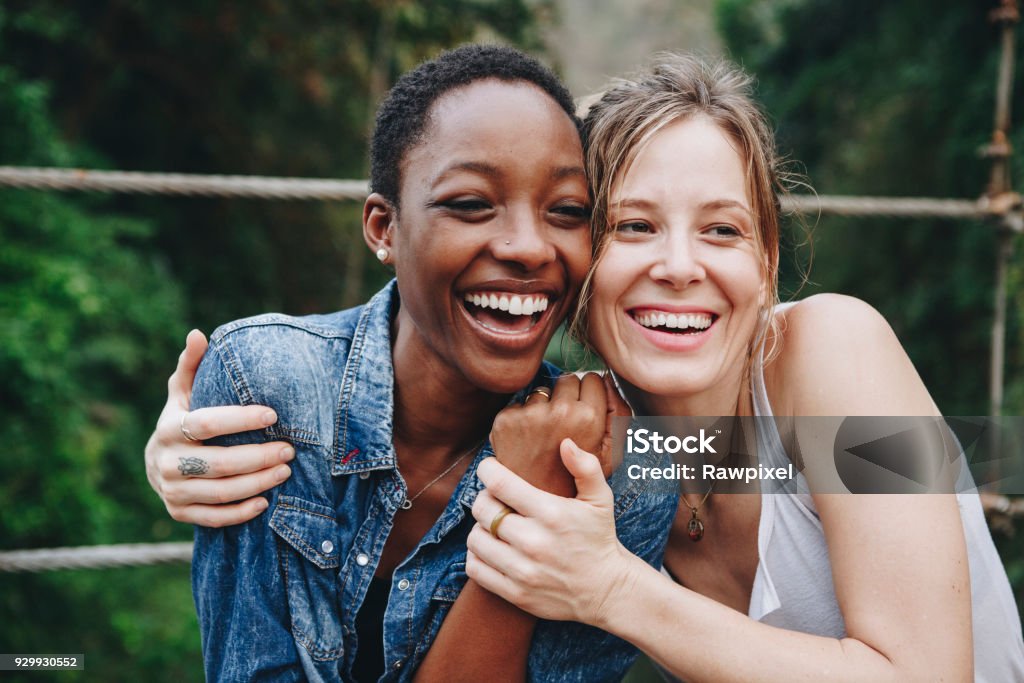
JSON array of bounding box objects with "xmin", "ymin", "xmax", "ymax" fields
[{"xmin": 333, "ymin": 280, "xmax": 400, "ymax": 477}]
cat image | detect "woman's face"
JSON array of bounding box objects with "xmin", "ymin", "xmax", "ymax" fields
[
  {"xmin": 588, "ymin": 116, "xmax": 764, "ymax": 405},
  {"xmin": 392, "ymin": 79, "xmax": 590, "ymax": 393}
]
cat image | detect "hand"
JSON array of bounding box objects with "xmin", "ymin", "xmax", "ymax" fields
[
  {"xmin": 145, "ymin": 329, "xmax": 294, "ymax": 527},
  {"xmin": 466, "ymin": 439, "xmax": 643, "ymax": 626},
  {"xmin": 490, "ymin": 373, "xmax": 631, "ymax": 497}
]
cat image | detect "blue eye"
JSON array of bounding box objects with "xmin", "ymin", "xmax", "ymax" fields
[
  {"xmin": 707, "ymin": 224, "xmax": 741, "ymax": 238},
  {"xmin": 616, "ymin": 221, "xmax": 652, "ymax": 234}
]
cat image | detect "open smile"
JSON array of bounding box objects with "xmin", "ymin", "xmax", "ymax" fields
[
  {"xmin": 626, "ymin": 306, "xmax": 719, "ymax": 351},
  {"xmin": 457, "ymin": 284, "xmax": 560, "ymax": 351}
]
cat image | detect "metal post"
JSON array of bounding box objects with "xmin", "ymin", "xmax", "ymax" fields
[{"xmin": 985, "ymin": 0, "xmax": 1019, "ymax": 417}]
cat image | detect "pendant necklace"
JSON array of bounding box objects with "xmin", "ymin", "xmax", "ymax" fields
[
  {"xmin": 681, "ymin": 483, "xmax": 715, "ymax": 541},
  {"xmin": 399, "ymin": 443, "xmax": 480, "ymax": 511}
]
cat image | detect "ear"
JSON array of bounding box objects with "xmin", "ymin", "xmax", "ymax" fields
[{"xmin": 363, "ymin": 192, "xmax": 397, "ymax": 265}]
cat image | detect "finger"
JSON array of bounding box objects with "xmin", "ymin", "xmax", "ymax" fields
[
  {"xmin": 162, "ymin": 442, "xmax": 295, "ymax": 480},
  {"xmin": 477, "ymin": 457, "xmax": 560, "ymax": 517},
  {"xmin": 162, "ymin": 465, "xmax": 292, "ymax": 506},
  {"xmin": 523, "ymin": 385, "xmax": 553, "ymax": 405},
  {"xmin": 182, "ymin": 405, "xmax": 278, "ymax": 441},
  {"xmin": 168, "ymin": 330, "xmax": 209, "ymax": 406},
  {"xmin": 551, "ymin": 373, "xmax": 582, "ymax": 404},
  {"xmin": 172, "ymin": 497, "xmax": 270, "ymax": 528},
  {"xmin": 466, "ymin": 549, "xmax": 522, "ymax": 605},
  {"xmin": 471, "ymin": 490, "xmax": 525, "ymax": 538},
  {"xmin": 466, "ymin": 523, "xmax": 525, "ymax": 576},
  {"xmin": 579, "ymin": 372, "xmax": 608, "ymax": 412},
  {"xmin": 603, "ymin": 373, "xmax": 633, "ymax": 417},
  {"xmin": 560, "ymin": 438, "xmax": 615, "ymax": 506}
]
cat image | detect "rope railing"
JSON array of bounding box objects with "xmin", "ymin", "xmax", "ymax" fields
[
  {"xmin": 0, "ymin": 166, "xmax": 368, "ymax": 201},
  {"xmin": 0, "ymin": 542, "xmax": 193, "ymax": 572},
  {"xmin": 0, "ymin": 166, "xmax": 1013, "ymax": 220},
  {"xmin": 1, "ymin": 494, "xmax": 1021, "ymax": 572}
]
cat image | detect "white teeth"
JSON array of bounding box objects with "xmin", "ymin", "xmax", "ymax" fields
[
  {"xmin": 463, "ymin": 292, "xmax": 550, "ymax": 317},
  {"xmin": 634, "ymin": 310, "xmax": 713, "ymax": 330}
]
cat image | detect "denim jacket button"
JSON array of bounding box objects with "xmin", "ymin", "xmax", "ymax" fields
[
  {"xmin": 358, "ymin": 471, "xmax": 371, "ymax": 480},
  {"xmin": 397, "ymin": 578, "xmax": 410, "ymax": 591},
  {"xmin": 321, "ymin": 540, "xmax": 334, "ymax": 554},
  {"xmin": 393, "ymin": 661, "xmax": 403, "ymax": 670},
  {"xmin": 356, "ymin": 553, "xmax": 369, "ymax": 566}
]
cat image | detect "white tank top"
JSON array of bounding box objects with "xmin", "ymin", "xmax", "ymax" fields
[{"xmin": 658, "ymin": 302, "xmax": 1024, "ymax": 682}]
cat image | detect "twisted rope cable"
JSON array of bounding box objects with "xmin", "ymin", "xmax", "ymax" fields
[
  {"xmin": 780, "ymin": 194, "xmax": 989, "ymax": 218},
  {"xmin": 0, "ymin": 167, "xmax": 369, "ymax": 201},
  {"xmin": 0, "ymin": 542, "xmax": 193, "ymax": 573},
  {"xmin": 0, "ymin": 166, "xmax": 1005, "ymax": 218}
]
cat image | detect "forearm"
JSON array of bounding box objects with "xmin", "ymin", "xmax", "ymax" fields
[
  {"xmin": 598, "ymin": 557, "xmax": 913, "ymax": 683},
  {"xmin": 414, "ymin": 579, "xmax": 535, "ymax": 682}
]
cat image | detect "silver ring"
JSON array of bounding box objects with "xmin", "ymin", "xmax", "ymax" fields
[{"xmin": 180, "ymin": 412, "xmax": 200, "ymax": 442}]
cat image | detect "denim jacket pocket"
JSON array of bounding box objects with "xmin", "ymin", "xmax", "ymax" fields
[
  {"xmin": 429, "ymin": 561, "xmax": 467, "ymax": 604},
  {"xmin": 270, "ymin": 495, "xmax": 344, "ymax": 661}
]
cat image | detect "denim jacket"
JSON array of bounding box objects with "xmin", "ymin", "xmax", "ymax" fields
[{"xmin": 190, "ymin": 281, "xmax": 677, "ymax": 682}]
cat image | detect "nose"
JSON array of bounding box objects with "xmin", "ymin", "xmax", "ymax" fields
[
  {"xmin": 648, "ymin": 232, "xmax": 706, "ymax": 289},
  {"xmin": 490, "ymin": 207, "xmax": 556, "ymax": 271}
]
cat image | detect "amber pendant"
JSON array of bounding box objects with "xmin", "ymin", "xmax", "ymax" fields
[{"xmin": 687, "ymin": 509, "xmax": 705, "ymax": 542}]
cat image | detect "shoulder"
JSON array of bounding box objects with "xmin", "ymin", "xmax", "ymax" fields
[
  {"xmin": 210, "ymin": 308, "xmax": 362, "ymax": 346},
  {"xmin": 199, "ymin": 308, "xmax": 368, "ymax": 438},
  {"xmin": 766, "ymin": 294, "xmax": 934, "ymax": 416},
  {"xmin": 776, "ymin": 293, "xmax": 895, "ymax": 349}
]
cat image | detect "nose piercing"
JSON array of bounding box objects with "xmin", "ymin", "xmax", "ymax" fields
[{"xmin": 505, "ymin": 240, "xmax": 511, "ymax": 245}]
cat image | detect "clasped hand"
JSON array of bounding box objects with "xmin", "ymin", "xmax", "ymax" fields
[{"xmin": 467, "ymin": 373, "xmax": 643, "ymax": 626}]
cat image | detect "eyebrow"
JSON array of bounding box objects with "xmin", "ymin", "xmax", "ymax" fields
[
  {"xmin": 614, "ymin": 197, "xmax": 753, "ymax": 215},
  {"xmin": 433, "ymin": 161, "xmax": 501, "ymax": 186},
  {"xmin": 431, "ymin": 162, "xmax": 585, "ymax": 187}
]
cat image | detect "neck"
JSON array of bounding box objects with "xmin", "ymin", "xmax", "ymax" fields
[
  {"xmin": 390, "ymin": 312, "xmax": 509, "ymax": 461},
  {"xmin": 619, "ymin": 366, "xmax": 753, "ymax": 418}
]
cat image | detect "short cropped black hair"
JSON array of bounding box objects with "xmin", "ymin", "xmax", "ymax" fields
[{"xmin": 369, "ymin": 44, "xmax": 580, "ymax": 207}]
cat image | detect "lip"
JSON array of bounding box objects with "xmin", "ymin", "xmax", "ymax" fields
[
  {"xmin": 628, "ymin": 304, "xmax": 716, "ymax": 315},
  {"xmin": 460, "ymin": 278, "xmax": 561, "ymax": 297},
  {"xmin": 625, "ymin": 307, "xmax": 717, "ymax": 353},
  {"xmin": 456, "ymin": 279, "xmax": 563, "ymax": 353}
]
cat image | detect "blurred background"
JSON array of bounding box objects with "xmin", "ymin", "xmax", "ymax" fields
[{"xmin": 1, "ymin": 0, "xmax": 1022, "ymax": 680}]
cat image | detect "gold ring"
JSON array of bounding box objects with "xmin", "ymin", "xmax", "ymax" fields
[
  {"xmin": 525, "ymin": 386, "xmax": 552, "ymax": 403},
  {"xmin": 489, "ymin": 505, "xmax": 515, "ymax": 539},
  {"xmin": 180, "ymin": 412, "xmax": 200, "ymax": 442}
]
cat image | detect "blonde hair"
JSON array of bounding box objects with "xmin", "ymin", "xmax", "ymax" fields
[{"xmin": 571, "ymin": 54, "xmax": 799, "ymax": 369}]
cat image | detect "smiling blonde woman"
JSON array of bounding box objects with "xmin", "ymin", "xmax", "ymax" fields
[{"xmin": 466, "ymin": 54, "xmax": 1024, "ymax": 682}]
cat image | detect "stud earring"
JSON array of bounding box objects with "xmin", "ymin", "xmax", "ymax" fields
[{"xmin": 376, "ymin": 248, "xmax": 389, "ymax": 262}]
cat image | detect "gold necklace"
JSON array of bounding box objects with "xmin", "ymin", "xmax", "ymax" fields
[
  {"xmin": 681, "ymin": 483, "xmax": 714, "ymax": 542},
  {"xmin": 399, "ymin": 442, "xmax": 481, "ymax": 511}
]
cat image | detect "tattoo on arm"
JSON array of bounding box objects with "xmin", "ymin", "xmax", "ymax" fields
[{"xmin": 178, "ymin": 456, "xmax": 210, "ymax": 476}]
